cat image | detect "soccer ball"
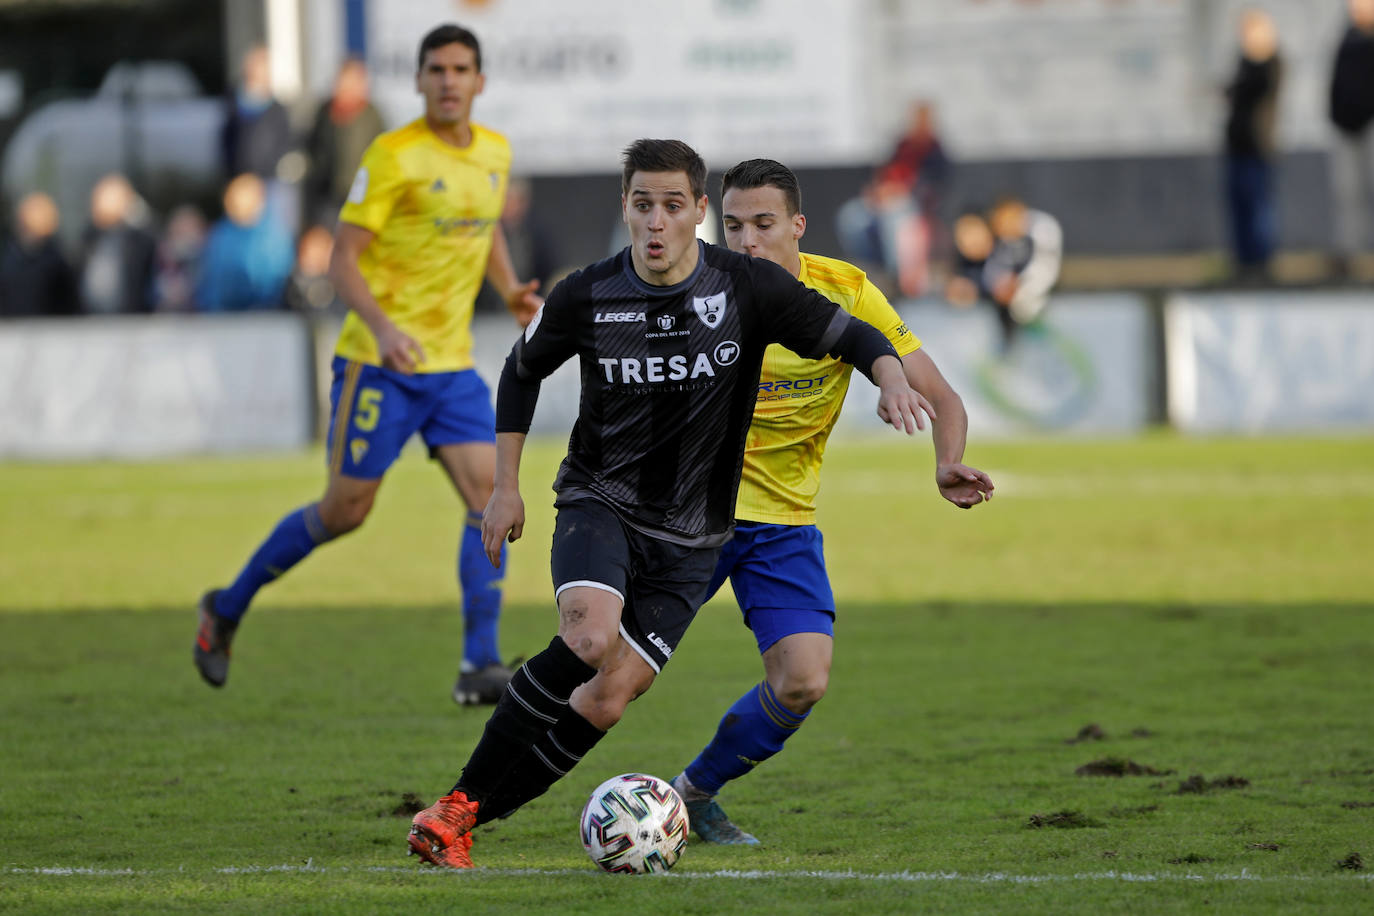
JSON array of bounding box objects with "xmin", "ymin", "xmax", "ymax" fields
[{"xmin": 579, "ymin": 773, "xmax": 688, "ymax": 874}]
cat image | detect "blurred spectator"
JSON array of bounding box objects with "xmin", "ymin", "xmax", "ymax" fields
[
  {"xmin": 836, "ymin": 171, "xmax": 923, "ymax": 297},
  {"xmin": 223, "ymin": 44, "xmax": 298, "ymax": 239},
  {"xmin": 479, "ymin": 178, "xmax": 559, "ymax": 312},
  {"xmin": 944, "ymin": 197, "xmax": 1062, "ymax": 354},
  {"xmin": 152, "ymin": 204, "xmax": 208, "ymax": 311},
  {"xmin": 223, "ymin": 45, "xmax": 292, "ymax": 181},
  {"xmin": 304, "ymin": 57, "xmax": 386, "ymax": 229},
  {"xmin": 0, "ymin": 191, "xmax": 76, "ymax": 317},
  {"xmin": 836, "ymin": 101, "xmax": 949, "ymax": 299},
  {"xmin": 195, "ymin": 173, "xmax": 293, "ymax": 311},
  {"xmin": 503, "ymin": 178, "xmax": 559, "ymax": 289},
  {"xmin": 1223, "ymin": 7, "xmax": 1283, "ymax": 282},
  {"xmin": 884, "ymin": 100, "xmax": 951, "ymax": 236},
  {"xmin": 944, "ymin": 210, "xmax": 996, "ymax": 309},
  {"xmin": 1328, "ymin": 0, "xmax": 1374, "ymax": 277},
  {"xmin": 78, "ymin": 173, "xmax": 157, "ymax": 314},
  {"xmin": 283, "ymin": 223, "xmax": 342, "ymax": 316}
]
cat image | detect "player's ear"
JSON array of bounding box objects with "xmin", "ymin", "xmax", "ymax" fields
[
  {"xmin": 696, "ymin": 196, "xmax": 708, "ymax": 225},
  {"xmin": 793, "ymin": 212, "xmax": 807, "ymax": 241},
  {"xmin": 474, "ymin": 71, "xmax": 486, "ymax": 96}
]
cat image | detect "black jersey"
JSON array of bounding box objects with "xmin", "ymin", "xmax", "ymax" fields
[{"xmin": 496, "ymin": 241, "xmax": 897, "ymax": 547}]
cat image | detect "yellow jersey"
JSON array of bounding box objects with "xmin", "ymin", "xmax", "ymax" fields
[
  {"xmin": 335, "ymin": 118, "xmax": 511, "ymax": 372},
  {"xmin": 735, "ymin": 253, "xmax": 921, "ymax": 525}
]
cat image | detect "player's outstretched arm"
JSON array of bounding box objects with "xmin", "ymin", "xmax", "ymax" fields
[
  {"xmin": 871, "ymin": 355, "xmax": 928, "ymax": 435},
  {"xmin": 330, "ymin": 222, "xmax": 426, "ymax": 372},
  {"xmin": 903, "ymin": 349, "xmax": 994, "ymax": 508},
  {"xmin": 481, "ymin": 431, "xmax": 527, "ymax": 568},
  {"xmin": 486, "ymin": 224, "xmax": 543, "ymax": 326}
]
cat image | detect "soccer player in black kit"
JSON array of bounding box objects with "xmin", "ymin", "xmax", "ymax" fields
[{"xmin": 407, "ymin": 139, "xmax": 929, "ymax": 868}]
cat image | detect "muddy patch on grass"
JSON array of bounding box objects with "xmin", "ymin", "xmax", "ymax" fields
[
  {"xmin": 1337, "ymin": 852, "xmax": 1364, "ymax": 871},
  {"xmin": 1247, "ymin": 843, "xmax": 1280, "ymax": 851},
  {"xmin": 1175, "ymin": 774, "xmax": 1250, "ymax": 794},
  {"xmin": 1168, "ymin": 853, "xmax": 1214, "ymax": 865},
  {"xmin": 1076, "ymin": 757, "xmax": 1172, "ymax": 777},
  {"xmin": 1065, "ymin": 723, "xmax": 1107, "ymax": 744},
  {"xmin": 1027, "ymin": 810, "xmax": 1102, "ymax": 829},
  {"xmin": 1340, "ymin": 801, "xmax": 1374, "ymax": 809},
  {"xmin": 389, "ymin": 792, "xmax": 426, "ymax": 817},
  {"xmin": 1108, "ymin": 804, "xmax": 1161, "ymax": 818}
]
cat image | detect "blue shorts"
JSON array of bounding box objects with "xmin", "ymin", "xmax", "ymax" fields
[
  {"xmin": 325, "ymin": 357, "xmax": 496, "ymax": 479},
  {"xmin": 707, "ymin": 521, "xmax": 836, "ymax": 654}
]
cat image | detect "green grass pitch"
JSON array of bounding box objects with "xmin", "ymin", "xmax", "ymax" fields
[{"xmin": 1, "ymin": 435, "xmax": 1372, "ymax": 914}]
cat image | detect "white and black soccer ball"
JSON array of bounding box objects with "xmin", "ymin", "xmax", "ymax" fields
[{"xmin": 579, "ymin": 773, "xmax": 688, "ymax": 874}]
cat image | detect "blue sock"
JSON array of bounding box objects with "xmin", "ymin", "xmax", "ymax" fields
[
  {"xmin": 460, "ymin": 512, "xmax": 505, "ymax": 669},
  {"xmin": 217, "ymin": 504, "xmax": 333, "ymax": 620},
  {"xmin": 684, "ymin": 681, "xmax": 809, "ymax": 795}
]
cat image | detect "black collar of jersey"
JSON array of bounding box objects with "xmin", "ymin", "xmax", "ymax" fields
[{"xmin": 618, "ymin": 240, "xmax": 708, "ymax": 299}]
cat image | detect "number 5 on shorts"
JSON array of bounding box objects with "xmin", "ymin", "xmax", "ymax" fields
[{"xmin": 355, "ymin": 387, "xmax": 383, "ymax": 431}]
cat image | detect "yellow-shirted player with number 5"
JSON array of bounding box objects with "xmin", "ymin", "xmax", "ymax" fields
[
  {"xmin": 667, "ymin": 159, "xmax": 995, "ymax": 844},
  {"xmin": 193, "ymin": 24, "xmax": 540, "ymax": 705}
]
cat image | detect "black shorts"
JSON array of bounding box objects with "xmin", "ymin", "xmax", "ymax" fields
[{"xmin": 550, "ymin": 497, "xmax": 721, "ymax": 673}]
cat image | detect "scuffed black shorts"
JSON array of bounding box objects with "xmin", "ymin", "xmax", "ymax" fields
[{"xmin": 550, "ymin": 497, "xmax": 721, "ymax": 673}]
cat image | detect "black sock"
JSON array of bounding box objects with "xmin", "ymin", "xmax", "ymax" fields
[
  {"xmin": 455, "ymin": 636, "xmax": 596, "ymax": 801},
  {"xmin": 475, "ymin": 708, "xmax": 607, "ymax": 825}
]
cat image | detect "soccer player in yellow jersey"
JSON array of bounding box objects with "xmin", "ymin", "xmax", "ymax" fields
[
  {"xmin": 194, "ymin": 24, "xmax": 541, "ymax": 705},
  {"xmin": 668, "ymin": 159, "xmax": 995, "ymax": 844}
]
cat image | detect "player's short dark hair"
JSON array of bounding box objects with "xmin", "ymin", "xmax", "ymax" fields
[
  {"xmin": 721, "ymin": 159, "xmax": 802, "ymax": 216},
  {"xmin": 621, "ymin": 139, "xmax": 707, "ymax": 200},
  {"xmin": 418, "ymin": 24, "xmax": 481, "ymax": 73}
]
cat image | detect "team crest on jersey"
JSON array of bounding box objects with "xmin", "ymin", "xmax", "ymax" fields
[
  {"xmin": 350, "ymin": 438, "xmax": 369, "ymax": 465},
  {"xmin": 430, "ymin": 177, "xmax": 446, "ymax": 193},
  {"xmin": 489, "ymin": 172, "xmax": 501, "ymax": 190},
  {"xmin": 657, "ymin": 314, "xmax": 675, "ymax": 330},
  {"xmin": 692, "ymin": 292, "xmax": 727, "ymax": 328}
]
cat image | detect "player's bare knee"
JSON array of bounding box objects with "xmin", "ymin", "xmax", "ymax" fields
[
  {"xmin": 774, "ymin": 672, "xmax": 828, "ymax": 714},
  {"xmin": 319, "ymin": 495, "xmax": 372, "ymax": 535},
  {"xmin": 560, "ymin": 626, "xmax": 612, "ymax": 668}
]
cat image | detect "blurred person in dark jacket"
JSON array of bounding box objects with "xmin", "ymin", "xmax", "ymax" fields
[
  {"xmin": 304, "ymin": 57, "xmax": 385, "ymax": 229},
  {"xmin": 0, "ymin": 191, "xmax": 76, "ymax": 317},
  {"xmin": 152, "ymin": 204, "xmax": 208, "ymax": 311},
  {"xmin": 78, "ymin": 174, "xmax": 157, "ymax": 314},
  {"xmin": 475, "ymin": 177, "xmax": 558, "ymax": 313},
  {"xmin": 1223, "ymin": 7, "xmax": 1283, "ymax": 282},
  {"xmin": 223, "ymin": 45, "xmax": 292, "ymax": 181},
  {"xmin": 1328, "ymin": 0, "xmax": 1374, "ymax": 276}
]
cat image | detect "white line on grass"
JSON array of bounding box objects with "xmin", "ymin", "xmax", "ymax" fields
[{"xmin": 8, "ymin": 865, "xmax": 1371, "ymax": 883}]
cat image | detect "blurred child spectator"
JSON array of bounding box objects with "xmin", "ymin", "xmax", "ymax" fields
[
  {"xmin": 945, "ymin": 197, "xmax": 1062, "ymax": 353},
  {"xmin": 1223, "ymin": 7, "xmax": 1283, "ymax": 282},
  {"xmin": 195, "ymin": 173, "xmax": 293, "ymax": 311},
  {"xmin": 1328, "ymin": 0, "xmax": 1374, "ymax": 277},
  {"xmin": 152, "ymin": 204, "xmax": 208, "ymax": 311},
  {"xmin": 78, "ymin": 173, "xmax": 157, "ymax": 314},
  {"xmin": 283, "ymin": 223, "xmax": 341, "ymax": 316},
  {"xmin": 0, "ymin": 191, "xmax": 76, "ymax": 317},
  {"xmin": 944, "ymin": 210, "xmax": 996, "ymax": 310},
  {"xmin": 304, "ymin": 57, "xmax": 385, "ymax": 229}
]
